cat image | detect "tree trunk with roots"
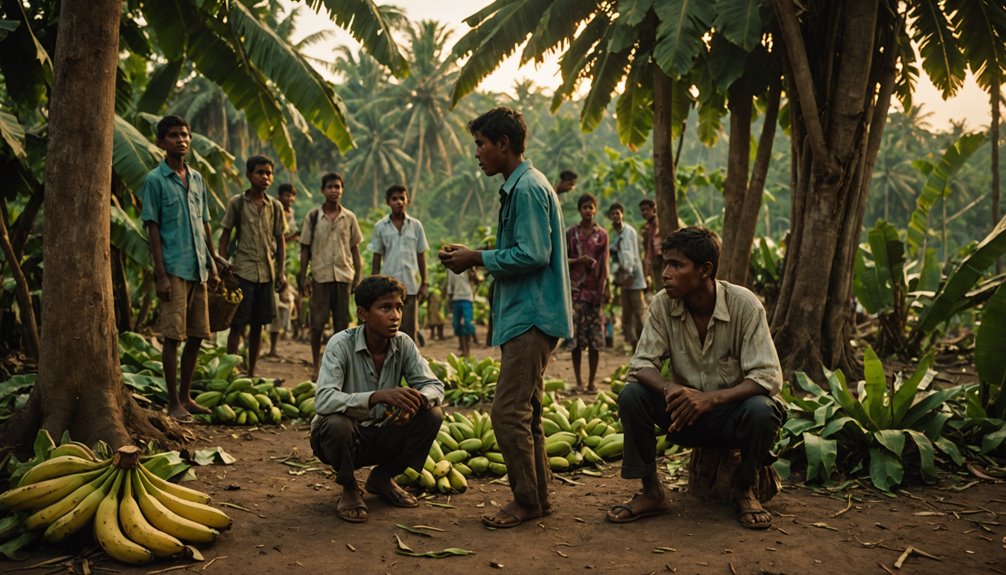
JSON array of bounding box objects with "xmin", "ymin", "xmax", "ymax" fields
[
  {"xmin": 1, "ymin": 0, "xmax": 170, "ymax": 452},
  {"xmin": 653, "ymin": 65, "xmax": 679, "ymax": 237},
  {"xmin": 768, "ymin": 0, "xmax": 899, "ymax": 377}
]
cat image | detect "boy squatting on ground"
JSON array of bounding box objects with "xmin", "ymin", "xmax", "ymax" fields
[
  {"xmin": 309, "ymin": 276, "xmax": 445, "ymax": 523},
  {"xmin": 606, "ymin": 226, "xmax": 785, "ymax": 530},
  {"xmin": 141, "ymin": 114, "xmax": 219, "ymax": 420},
  {"xmin": 440, "ymin": 106, "xmax": 573, "ymax": 529}
]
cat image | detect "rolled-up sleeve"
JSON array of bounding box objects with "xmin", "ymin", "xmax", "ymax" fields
[
  {"xmin": 628, "ymin": 300, "xmax": 672, "ymax": 380},
  {"xmin": 739, "ymin": 304, "xmax": 782, "ymax": 395},
  {"xmin": 314, "ymin": 342, "xmax": 374, "ymax": 421}
]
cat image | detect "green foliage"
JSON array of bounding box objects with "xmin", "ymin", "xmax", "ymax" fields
[
  {"xmin": 429, "ymin": 354, "xmax": 499, "ymax": 407},
  {"xmin": 778, "ymin": 348, "xmax": 968, "ymax": 491},
  {"xmin": 975, "ymin": 285, "xmax": 1006, "ymax": 418}
]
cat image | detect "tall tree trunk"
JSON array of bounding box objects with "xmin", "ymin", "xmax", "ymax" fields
[
  {"xmin": 993, "ymin": 87, "xmax": 1001, "ymax": 274},
  {"xmin": 3, "ymin": 0, "xmax": 166, "ymax": 450},
  {"xmin": 769, "ymin": 0, "xmax": 892, "ymax": 377},
  {"xmin": 653, "ymin": 65, "xmax": 679, "ymax": 234},
  {"xmin": 719, "ymin": 80, "xmax": 753, "ymax": 283}
]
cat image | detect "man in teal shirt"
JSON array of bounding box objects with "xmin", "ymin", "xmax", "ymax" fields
[{"xmin": 440, "ymin": 107, "xmax": 573, "ymax": 529}]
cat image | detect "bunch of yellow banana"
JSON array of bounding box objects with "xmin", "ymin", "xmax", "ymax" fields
[{"xmin": 0, "ymin": 445, "xmax": 231, "ymax": 565}]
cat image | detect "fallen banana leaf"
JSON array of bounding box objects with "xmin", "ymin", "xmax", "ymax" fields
[
  {"xmin": 426, "ymin": 502, "xmax": 456, "ymax": 509},
  {"xmin": 396, "ymin": 524, "xmax": 443, "ymax": 537},
  {"xmin": 193, "ymin": 447, "xmax": 236, "ymax": 465},
  {"xmin": 652, "ymin": 546, "xmax": 677, "ymax": 553},
  {"xmin": 0, "ymin": 531, "xmax": 37, "ymax": 560},
  {"xmin": 811, "ymin": 522, "xmax": 839, "ymax": 531},
  {"xmin": 394, "ymin": 535, "xmax": 474, "ymax": 558}
]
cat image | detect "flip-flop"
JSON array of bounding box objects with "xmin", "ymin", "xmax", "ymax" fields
[
  {"xmin": 481, "ymin": 508, "xmax": 532, "ymax": 529},
  {"xmin": 336, "ymin": 497, "xmax": 368, "ymax": 523},
  {"xmin": 605, "ymin": 495, "xmax": 671, "ymax": 523},
  {"xmin": 583, "ymin": 387, "xmax": 598, "ymax": 395},
  {"xmin": 365, "ymin": 478, "xmax": 418, "ymax": 508}
]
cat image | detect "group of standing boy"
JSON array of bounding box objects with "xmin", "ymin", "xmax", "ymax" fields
[{"xmin": 142, "ymin": 107, "xmax": 784, "ymax": 533}]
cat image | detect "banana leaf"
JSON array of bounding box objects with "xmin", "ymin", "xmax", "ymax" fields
[
  {"xmin": 825, "ymin": 368, "xmax": 874, "ymax": 429},
  {"xmin": 904, "ymin": 429, "xmax": 937, "ymax": 482},
  {"xmin": 891, "ymin": 352, "xmax": 936, "ymax": 425},
  {"xmin": 975, "ymin": 284, "xmax": 1006, "ymax": 417},
  {"xmin": 913, "ymin": 215, "xmax": 1006, "ymax": 337},
  {"xmin": 110, "ymin": 205, "xmax": 151, "ymax": 267},
  {"xmin": 868, "ymin": 444, "xmax": 904, "ymax": 491},
  {"xmin": 862, "ymin": 346, "xmax": 889, "ymax": 428},
  {"xmin": 802, "ymin": 432, "xmax": 836, "ymax": 482}
]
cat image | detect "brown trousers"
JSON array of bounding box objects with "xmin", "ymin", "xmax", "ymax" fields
[{"xmin": 492, "ymin": 327, "xmax": 558, "ymax": 511}]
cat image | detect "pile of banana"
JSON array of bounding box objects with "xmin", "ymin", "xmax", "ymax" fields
[
  {"xmin": 192, "ymin": 378, "xmax": 315, "ymax": 425},
  {"xmin": 396, "ymin": 390, "xmax": 644, "ymax": 494},
  {"xmin": 215, "ymin": 283, "xmax": 242, "ymax": 304},
  {"xmin": 0, "ymin": 444, "xmax": 230, "ymax": 565}
]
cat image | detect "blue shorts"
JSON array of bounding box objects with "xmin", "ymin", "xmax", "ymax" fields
[{"xmin": 451, "ymin": 300, "xmax": 475, "ymax": 337}]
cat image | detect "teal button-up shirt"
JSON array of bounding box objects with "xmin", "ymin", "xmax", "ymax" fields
[
  {"xmin": 482, "ymin": 160, "xmax": 573, "ymax": 346},
  {"xmin": 140, "ymin": 161, "xmax": 211, "ymax": 282}
]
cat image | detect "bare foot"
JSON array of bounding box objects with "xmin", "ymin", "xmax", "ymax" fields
[
  {"xmin": 606, "ymin": 492, "xmax": 671, "ymax": 523},
  {"xmin": 337, "ymin": 487, "xmax": 368, "ymax": 523},
  {"xmin": 481, "ymin": 500, "xmax": 541, "ymax": 528},
  {"xmin": 365, "ymin": 470, "xmax": 417, "ymax": 507},
  {"xmin": 168, "ymin": 404, "xmax": 192, "ymax": 421},
  {"xmin": 184, "ymin": 400, "xmax": 211, "ymax": 415}
]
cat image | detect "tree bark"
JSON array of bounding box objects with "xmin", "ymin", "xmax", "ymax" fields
[
  {"xmin": 719, "ymin": 80, "xmax": 753, "ymax": 284},
  {"xmin": 769, "ymin": 0, "xmax": 889, "ymax": 377},
  {"xmin": 993, "ymin": 87, "xmax": 1001, "ymax": 274},
  {"xmin": 653, "ymin": 64, "xmax": 679, "ymax": 234},
  {"xmin": 2, "ymin": 0, "xmax": 160, "ymax": 450}
]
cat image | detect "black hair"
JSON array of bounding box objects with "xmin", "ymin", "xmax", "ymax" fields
[
  {"xmin": 662, "ymin": 226, "xmax": 721, "ymax": 279},
  {"xmin": 277, "ymin": 183, "xmax": 295, "ymax": 195},
  {"xmin": 246, "ymin": 155, "xmax": 274, "ymax": 173},
  {"xmin": 321, "ymin": 172, "xmax": 343, "ymax": 188},
  {"xmin": 385, "ymin": 184, "xmax": 408, "ymax": 201},
  {"xmin": 355, "ymin": 275, "xmax": 407, "ymax": 310},
  {"xmin": 156, "ymin": 115, "xmax": 189, "ymax": 140},
  {"xmin": 577, "ymin": 193, "xmax": 597, "ymax": 209},
  {"xmin": 560, "ymin": 169, "xmax": 578, "ymax": 181},
  {"xmin": 638, "ymin": 198, "xmax": 655, "ymax": 209},
  {"xmin": 607, "ymin": 202, "xmax": 624, "ymax": 215},
  {"xmin": 467, "ymin": 107, "xmax": 527, "ymax": 155}
]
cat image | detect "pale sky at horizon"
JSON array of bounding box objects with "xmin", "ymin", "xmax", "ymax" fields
[{"xmin": 292, "ymin": 1, "xmax": 995, "ymax": 134}]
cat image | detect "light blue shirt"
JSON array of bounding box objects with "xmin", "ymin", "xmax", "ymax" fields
[
  {"xmin": 312, "ymin": 325, "xmax": 444, "ymax": 427},
  {"xmin": 482, "ymin": 160, "xmax": 573, "ymax": 345},
  {"xmin": 140, "ymin": 161, "xmax": 210, "ymax": 282},
  {"xmin": 368, "ymin": 214, "xmax": 429, "ymax": 295},
  {"xmin": 611, "ymin": 223, "xmax": 647, "ymax": 290}
]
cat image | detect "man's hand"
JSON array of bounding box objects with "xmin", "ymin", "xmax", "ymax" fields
[
  {"xmin": 276, "ymin": 275, "xmax": 288, "ymax": 293},
  {"xmin": 665, "ymin": 385, "xmax": 715, "ymax": 433},
  {"xmin": 418, "ymin": 281, "xmax": 428, "ymax": 300},
  {"xmin": 439, "ymin": 243, "xmax": 478, "ymax": 273},
  {"xmin": 155, "ymin": 274, "xmax": 171, "ymax": 302},
  {"xmin": 575, "ymin": 255, "xmax": 597, "ymax": 267},
  {"xmin": 373, "ymin": 387, "xmax": 427, "ymax": 426},
  {"xmin": 207, "ymin": 266, "xmax": 220, "ymax": 290}
]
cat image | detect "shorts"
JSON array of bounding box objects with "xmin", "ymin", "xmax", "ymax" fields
[
  {"xmin": 231, "ymin": 277, "xmax": 275, "ymax": 329},
  {"xmin": 160, "ymin": 275, "xmax": 210, "ymax": 341},
  {"xmin": 568, "ymin": 300, "xmax": 604, "ymax": 350},
  {"xmin": 451, "ymin": 300, "xmax": 475, "ymax": 337},
  {"xmin": 269, "ymin": 292, "xmax": 292, "ymax": 333},
  {"xmin": 309, "ymin": 281, "xmax": 351, "ymax": 333}
]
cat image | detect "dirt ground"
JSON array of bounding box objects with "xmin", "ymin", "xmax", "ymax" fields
[{"xmin": 13, "ymin": 333, "xmax": 1006, "ymax": 574}]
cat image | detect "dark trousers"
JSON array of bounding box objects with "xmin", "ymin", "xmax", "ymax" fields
[
  {"xmin": 618, "ymin": 382, "xmax": 785, "ymax": 488},
  {"xmin": 310, "ymin": 407, "xmax": 443, "ymax": 487},
  {"xmin": 493, "ymin": 327, "xmax": 558, "ymax": 511}
]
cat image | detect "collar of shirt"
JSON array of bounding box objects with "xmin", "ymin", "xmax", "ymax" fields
[
  {"xmin": 499, "ymin": 160, "xmax": 533, "ymax": 200},
  {"xmin": 378, "ymin": 213, "xmax": 417, "ymax": 228},
  {"xmin": 668, "ymin": 280, "xmax": 732, "ymax": 323},
  {"xmin": 352, "ymin": 324, "xmax": 400, "ymax": 358},
  {"xmin": 157, "ymin": 160, "xmax": 188, "ymax": 185}
]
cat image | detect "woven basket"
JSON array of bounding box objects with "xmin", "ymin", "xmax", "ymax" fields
[{"xmin": 208, "ymin": 270, "xmax": 243, "ymax": 332}]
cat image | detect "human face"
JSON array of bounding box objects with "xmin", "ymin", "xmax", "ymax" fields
[
  {"xmin": 158, "ymin": 126, "xmax": 190, "ymax": 160},
  {"xmin": 360, "ymin": 292, "xmax": 403, "ymax": 339},
  {"xmin": 247, "ymin": 163, "xmax": 274, "ymax": 193},
  {"xmin": 474, "ymin": 130, "xmax": 506, "ymax": 177},
  {"xmin": 387, "ymin": 190, "xmax": 409, "ymax": 215},
  {"xmin": 279, "ymin": 189, "xmax": 296, "ymax": 209},
  {"xmin": 640, "ymin": 204, "xmax": 655, "ymax": 221},
  {"xmin": 607, "ymin": 208, "xmax": 623, "ymax": 227},
  {"xmin": 322, "ymin": 179, "xmax": 343, "ymax": 205},
  {"xmin": 578, "ymin": 202, "xmax": 596, "ymax": 224},
  {"xmin": 661, "ymin": 248, "xmax": 707, "ymax": 299},
  {"xmin": 556, "ymin": 178, "xmax": 576, "ymax": 194}
]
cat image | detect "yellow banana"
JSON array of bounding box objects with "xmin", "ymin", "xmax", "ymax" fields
[
  {"xmin": 132, "ymin": 469, "xmax": 217, "ymax": 544},
  {"xmin": 137, "ymin": 463, "xmax": 210, "ymax": 504},
  {"xmin": 93, "ymin": 470, "xmax": 152, "ymax": 564},
  {"xmin": 118, "ymin": 469, "xmax": 184, "ymax": 558},
  {"xmin": 137, "ymin": 469, "xmax": 231, "ymax": 531},
  {"xmin": 19, "ymin": 456, "xmax": 107, "ymax": 487},
  {"xmin": 43, "ymin": 468, "xmax": 117, "ymax": 543},
  {"xmin": 48, "ymin": 442, "xmax": 99, "ymax": 462},
  {"xmin": 0, "ymin": 466, "xmax": 108, "ymax": 511},
  {"xmin": 24, "ymin": 466, "xmax": 115, "ymax": 530}
]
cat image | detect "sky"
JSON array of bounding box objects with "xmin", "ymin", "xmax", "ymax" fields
[{"xmin": 292, "ymin": 1, "xmax": 994, "ymax": 134}]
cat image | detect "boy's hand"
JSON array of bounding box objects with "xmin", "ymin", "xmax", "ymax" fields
[
  {"xmin": 373, "ymin": 387, "xmax": 426, "ymax": 423},
  {"xmin": 155, "ymin": 274, "xmax": 171, "ymax": 302}
]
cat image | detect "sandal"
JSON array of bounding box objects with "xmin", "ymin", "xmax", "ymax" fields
[
  {"xmin": 481, "ymin": 503, "xmax": 542, "ymax": 529},
  {"xmin": 336, "ymin": 496, "xmax": 368, "ymax": 523},
  {"xmin": 735, "ymin": 496, "xmax": 772, "ymax": 530},
  {"xmin": 365, "ymin": 476, "xmax": 418, "ymax": 508},
  {"xmin": 605, "ymin": 494, "xmax": 671, "ymax": 524}
]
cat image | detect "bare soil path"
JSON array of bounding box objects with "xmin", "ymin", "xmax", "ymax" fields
[{"xmin": 13, "ymin": 334, "xmax": 1006, "ymax": 574}]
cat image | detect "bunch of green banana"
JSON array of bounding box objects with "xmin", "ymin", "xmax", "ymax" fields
[
  {"xmin": 0, "ymin": 445, "xmax": 230, "ymax": 565},
  {"xmin": 192, "ymin": 378, "xmax": 315, "ymax": 425},
  {"xmin": 430, "ymin": 355, "xmax": 500, "ymax": 407}
]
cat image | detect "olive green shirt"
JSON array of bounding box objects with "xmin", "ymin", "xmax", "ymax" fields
[
  {"xmin": 221, "ymin": 193, "xmax": 287, "ymax": 283},
  {"xmin": 628, "ymin": 281, "xmax": 782, "ymax": 396},
  {"xmin": 300, "ymin": 206, "xmax": 363, "ymax": 284}
]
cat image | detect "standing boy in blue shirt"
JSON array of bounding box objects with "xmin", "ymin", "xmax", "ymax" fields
[
  {"xmin": 440, "ymin": 107, "xmax": 573, "ymax": 528},
  {"xmin": 141, "ymin": 115, "xmax": 219, "ymax": 420}
]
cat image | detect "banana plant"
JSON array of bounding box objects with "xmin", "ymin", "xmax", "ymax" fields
[{"xmin": 777, "ymin": 346, "xmax": 967, "ymax": 491}]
